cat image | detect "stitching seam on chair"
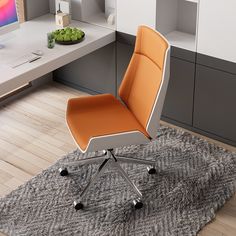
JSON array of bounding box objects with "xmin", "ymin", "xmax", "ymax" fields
[{"xmin": 135, "ymin": 52, "xmax": 162, "ymax": 71}]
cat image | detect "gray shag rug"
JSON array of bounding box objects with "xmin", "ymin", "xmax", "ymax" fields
[{"xmin": 0, "ymin": 126, "xmax": 236, "ymax": 236}]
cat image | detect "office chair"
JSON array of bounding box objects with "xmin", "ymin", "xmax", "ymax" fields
[{"xmin": 59, "ymin": 26, "xmax": 170, "ymax": 210}]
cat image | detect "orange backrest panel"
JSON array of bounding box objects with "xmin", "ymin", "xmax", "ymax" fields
[{"xmin": 119, "ymin": 26, "xmax": 169, "ymax": 131}]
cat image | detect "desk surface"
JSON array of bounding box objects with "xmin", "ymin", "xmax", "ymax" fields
[{"xmin": 0, "ymin": 14, "xmax": 115, "ymax": 97}]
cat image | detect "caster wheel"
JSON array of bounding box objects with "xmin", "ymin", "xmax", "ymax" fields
[
  {"xmin": 102, "ymin": 150, "xmax": 107, "ymax": 155},
  {"xmin": 74, "ymin": 201, "xmax": 84, "ymax": 210},
  {"xmin": 133, "ymin": 199, "xmax": 143, "ymax": 209},
  {"xmin": 147, "ymin": 166, "xmax": 156, "ymax": 175},
  {"xmin": 59, "ymin": 167, "xmax": 69, "ymax": 176}
]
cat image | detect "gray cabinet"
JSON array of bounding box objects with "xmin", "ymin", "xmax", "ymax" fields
[
  {"xmin": 162, "ymin": 57, "xmax": 195, "ymax": 126},
  {"xmin": 193, "ymin": 65, "xmax": 236, "ymax": 142}
]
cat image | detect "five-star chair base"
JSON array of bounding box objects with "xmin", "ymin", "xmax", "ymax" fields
[{"xmin": 59, "ymin": 149, "xmax": 156, "ymax": 210}]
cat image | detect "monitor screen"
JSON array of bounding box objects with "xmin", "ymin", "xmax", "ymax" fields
[{"xmin": 0, "ymin": 0, "xmax": 18, "ymax": 28}]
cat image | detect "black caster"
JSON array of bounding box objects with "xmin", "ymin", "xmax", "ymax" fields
[
  {"xmin": 147, "ymin": 166, "xmax": 157, "ymax": 174},
  {"xmin": 133, "ymin": 199, "xmax": 143, "ymax": 209},
  {"xmin": 59, "ymin": 167, "xmax": 69, "ymax": 176},
  {"xmin": 74, "ymin": 201, "xmax": 84, "ymax": 210}
]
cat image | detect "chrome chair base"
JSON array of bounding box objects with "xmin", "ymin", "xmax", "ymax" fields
[{"xmin": 59, "ymin": 149, "xmax": 156, "ymax": 210}]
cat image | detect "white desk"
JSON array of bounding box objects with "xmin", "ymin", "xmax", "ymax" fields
[{"xmin": 0, "ymin": 14, "xmax": 116, "ymax": 97}]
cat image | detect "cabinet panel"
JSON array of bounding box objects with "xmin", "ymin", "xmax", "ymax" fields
[
  {"xmin": 162, "ymin": 57, "xmax": 195, "ymax": 125},
  {"xmin": 194, "ymin": 65, "xmax": 236, "ymax": 142},
  {"xmin": 117, "ymin": 0, "xmax": 156, "ymax": 35},
  {"xmin": 171, "ymin": 46, "xmax": 196, "ymax": 63},
  {"xmin": 25, "ymin": 0, "xmax": 49, "ymax": 20},
  {"xmin": 116, "ymin": 42, "xmax": 134, "ymax": 91},
  {"xmin": 197, "ymin": 53, "xmax": 236, "ymax": 75},
  {"xmin": 197, "ymin": 0, "xmax": 236, "ymax": 63},
  {"xmin": 54, "ymin": 43, "xmax": 116, "ymax": 95}
]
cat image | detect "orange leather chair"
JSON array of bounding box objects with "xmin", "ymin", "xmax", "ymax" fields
[{"xmin": 59, "ymin": 26, "xmax": 170, "ymax": 210}]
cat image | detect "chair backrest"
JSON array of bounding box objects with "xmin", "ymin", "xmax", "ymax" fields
[{"xmin": 119, "ymin": 26, "xmax": 170, "ymax": 139}]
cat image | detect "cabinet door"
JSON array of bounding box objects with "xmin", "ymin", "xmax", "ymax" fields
[
  {"xmin": 194, "ymin": 65, "xmax": 236, "ymax": 142},
  {"xmin": 197, "ymin": 0, "xmax": 236, "ymax": 63},
  {"xmin": 162, "ymin": 57, "xmax": 195, "ymax": 125},
  {"xmin": 117, "ymin": 0, "xmax": 156, "ymax": 35}
]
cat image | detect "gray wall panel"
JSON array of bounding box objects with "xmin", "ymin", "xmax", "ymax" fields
[
  {"xmin": 116, "ymin": 42, "xmax": 134, "ymax": 94},
  {"xmin": 54, "ymin": 43, "xmax": 116, "ymax": 95},
  {"xmin": 116, "ymin": 32, "xmax": 136, "ymax": 46},
  {"xmin": 25, "ymin": 0, "xmax": 50, "ymax": 20}
]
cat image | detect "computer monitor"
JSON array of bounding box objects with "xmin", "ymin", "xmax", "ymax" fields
[{"xmin": 0, "ymin": 0, "xmax": 19, "ymax": 48}]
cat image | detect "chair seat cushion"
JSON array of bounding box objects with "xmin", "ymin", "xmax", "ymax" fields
[{"xmin": 66, "ymin": 94, "xmax": 149, "ymax": 151}]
